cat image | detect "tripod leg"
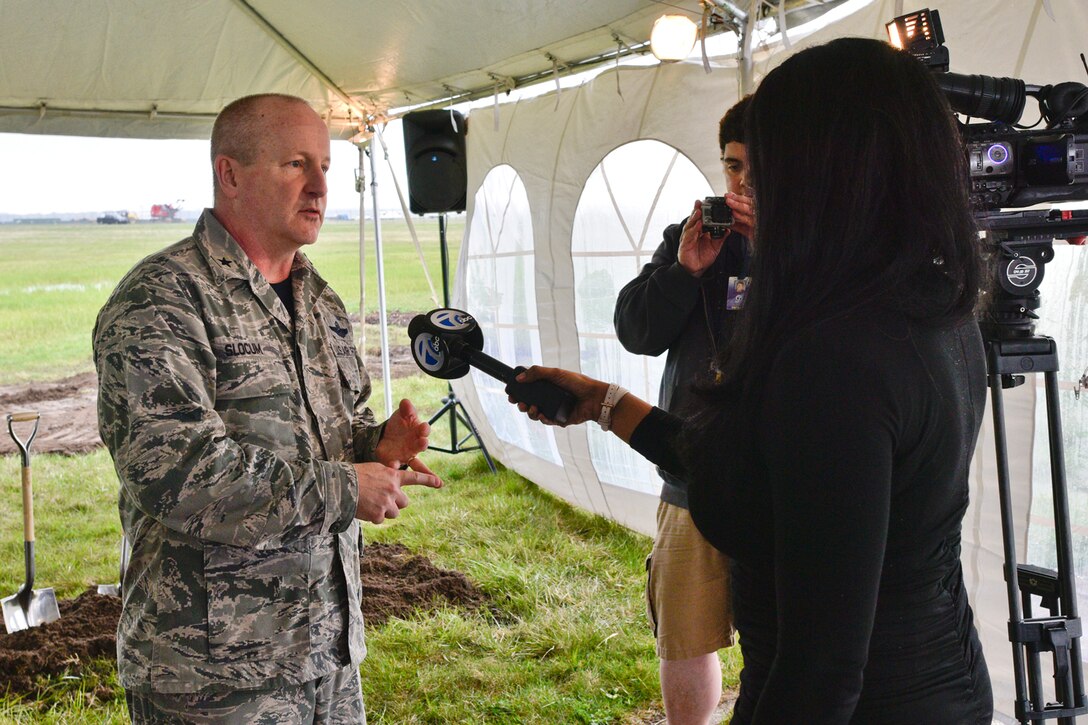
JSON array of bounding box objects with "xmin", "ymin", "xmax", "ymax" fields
[
  {"xmin": 1043, "ymin": 369, "xmax": 1084, "ymax": 723},
  {"xmin": 987, "ymin": 371, "xmax": 1034, "ymax": 724},
  {"xmin": 1022, "ymin": 589, "xmax": 1045, "ymax": 712},
  {"xmin": 454, "ymin": 400, "xmax": 496, "ymax": 473}
]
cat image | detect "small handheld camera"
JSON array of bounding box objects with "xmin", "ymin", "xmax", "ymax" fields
[{"xmin": 702, "ymin": 196, "xmax": 733, "ymax": 238}]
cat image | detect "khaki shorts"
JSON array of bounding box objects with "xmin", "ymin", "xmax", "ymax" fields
[{"xmin": 646, "ymin": 500, "xmax": 734, "ymax": 660}]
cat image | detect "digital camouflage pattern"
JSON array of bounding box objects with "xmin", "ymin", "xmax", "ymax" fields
[
  {"xmin": 125, "ymin": 661, "xmax": 365, "ymax": 723},
  {"xmin": 94, "ymin": 211, "xmax": 382, "ymax": 693}
]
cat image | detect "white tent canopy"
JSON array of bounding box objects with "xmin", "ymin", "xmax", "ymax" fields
[
  {"xmin": 4, "ymin": 1, "xmax": 1088, "ymax": 721},
  {"xmin": 0, "ymin": 0, "xmax": 702, "ymax": 139}
]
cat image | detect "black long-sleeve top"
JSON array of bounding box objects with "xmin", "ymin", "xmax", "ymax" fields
[
  {"xmin": 630, "ymin": 307, "xmax": 993, "ymax": 724},
  {"xmin": 614, "ymin": 220, "xmax": 749, "ymax": 508}
]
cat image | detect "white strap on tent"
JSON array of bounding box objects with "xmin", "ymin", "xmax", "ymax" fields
[
  {"xmin": 701, "ymin": 4, "xmax": 713, "ymax": 73},
  {"xmin": 739, "ymin": 0, "xmax": 760, "ymax": 95},
  {"xmin": 488, "ymin": 73, "xmax": 516, "ymax": 131},
  {"xmin": 373, "ymin": 124, "xmax": 441, "ymax": 307},
  {"xmin": 547, "ymin": 53, "xmax": 564, "ymax": 109},
  {"xmin": 612, "ymin": 33, "xmax": 625, "ymax": 97},
  {"xmin": 776, "ymin": 0, "xmax": 791, "ymax": 49}
]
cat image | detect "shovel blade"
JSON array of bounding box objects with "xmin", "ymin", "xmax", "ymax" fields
[
  {"xmin": 96, "ymin": 583, "xmax": 121, "ymax": 597},
  {"xmin": 2, "ymin": 587, "xmax": 60, "ymax": 632}
]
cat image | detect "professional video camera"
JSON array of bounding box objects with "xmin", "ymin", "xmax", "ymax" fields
[
  {"xmin": 888, "ymin": 11, "xmax": 1088, "ymax": 723},
  {"xmin": 888, "ymin": 8, "xmax": 1088, "ymax": 340},
  {"xmin": 888, "ymin": 8, "xmax": 1088, "ymax": 211}
]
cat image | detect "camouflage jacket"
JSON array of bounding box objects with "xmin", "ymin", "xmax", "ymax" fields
[{"xmin": 94, "ymin": 210, "xmax": 382, "ymax": 693}]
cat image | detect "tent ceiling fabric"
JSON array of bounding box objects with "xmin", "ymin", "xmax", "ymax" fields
[{"xmin": 0, "ymin": 0, "xmax": 707, "ymax": 140}]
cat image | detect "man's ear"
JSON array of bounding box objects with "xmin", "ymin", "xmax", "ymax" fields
[{"xmin": 214, "ymin": 155, "xmax": 242, "ymax": 199}]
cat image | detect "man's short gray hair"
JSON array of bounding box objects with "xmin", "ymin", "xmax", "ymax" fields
[{"xmin": 210, "ymin": 93, "xmax": 313, "ymax": 194}]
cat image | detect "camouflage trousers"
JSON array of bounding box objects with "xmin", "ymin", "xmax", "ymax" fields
[{"xmin": 125, "ymin": 663, "xmax": 366, "ymax": 724}]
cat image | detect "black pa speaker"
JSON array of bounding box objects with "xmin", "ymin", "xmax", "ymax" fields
[{"xmin": 402, "ymin": 109, "xmax": 467, "ymax": 214}]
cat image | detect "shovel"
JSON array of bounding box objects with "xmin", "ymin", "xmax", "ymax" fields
[
  {"xmin": 96, "ymin": 536, "xmax": 129, "ymax": 597},
  {"xmin": 2, "ymin": 412, "xmax": 60, "ymax": 632}
]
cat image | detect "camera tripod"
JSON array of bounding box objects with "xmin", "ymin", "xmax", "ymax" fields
[
  {"xmin": 425, "ymin": 214, "xmax": 496, "ymax": 473},
  {"xmin": 985, "ymin": 235, "xmax": 1087, "ymax": 723}
]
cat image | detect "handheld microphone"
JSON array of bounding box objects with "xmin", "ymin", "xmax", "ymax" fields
[{"xmin": 408, "ymin": 309, "xmax": 575, "ymax": 424}]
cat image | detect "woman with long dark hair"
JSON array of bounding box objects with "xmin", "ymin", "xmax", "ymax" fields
[{"xmin": 514, "ymin": 37, "xmax": 993, "ymax": 723}]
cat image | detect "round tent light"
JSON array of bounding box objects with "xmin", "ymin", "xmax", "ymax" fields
[{"xmin": 650, "ymin": 14, "xmax": 698, "ymax": 62}]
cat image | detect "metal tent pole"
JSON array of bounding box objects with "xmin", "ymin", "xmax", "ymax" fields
[
  {"xmin": 355, "ymin": 142, "xmax": 368, "ymax": 364},
  {"xmin": 368, "ymin": 135, "xmax": 393, "ymax": 417}
]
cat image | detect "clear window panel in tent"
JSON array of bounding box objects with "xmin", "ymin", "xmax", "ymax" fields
[
  {"xmin": 464, "ymin": 165, "xmax": 561, "ymax": 464},
  {"xmin": 572, "ymin": 140, "xmax": 714, "ymax": 493}
]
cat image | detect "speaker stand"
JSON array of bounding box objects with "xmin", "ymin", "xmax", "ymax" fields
[{"xmin": 426, "ymin": 214, "xmax": 497, "ymax": 473}]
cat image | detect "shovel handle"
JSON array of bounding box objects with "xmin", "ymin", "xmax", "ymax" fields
[
  {"xmin": 7, "ymin": 413, "xmax": 38, "ymax": 542},
  {"xmin": 7, "ymin": 412, "xmax": 39, "ymax": 468},
  {"xmin": 22, "ymin": 466, "xmax": 34, "ymax": 544}
]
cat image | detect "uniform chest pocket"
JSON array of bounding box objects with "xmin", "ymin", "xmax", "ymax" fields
[
  {"xmin": 215, "ymin": 357, "xmax": 293, "ymax": 400},
  {"xmin": 334, "ymin": 351, "xmax": 364, "ymax": 410}
]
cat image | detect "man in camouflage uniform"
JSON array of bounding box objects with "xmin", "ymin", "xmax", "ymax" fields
[{"xmin": 94, "ymin": 93, "xmax": 442, "ymax": 723}]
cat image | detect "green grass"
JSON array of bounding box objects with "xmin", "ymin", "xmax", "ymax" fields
[
  {"xmin": 0, "ymin": 218, "xmax": 462, "ymax": 383},
  {"xmin": 0, "ymin": 220, "xmax": 741, "ymax": 722},
  {"xmin": 0, "ymin": 451, "xmax": 737, "ymax": 724}
]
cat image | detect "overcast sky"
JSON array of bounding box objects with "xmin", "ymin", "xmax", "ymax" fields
[{"xmin": 0, "ymin": 123, "xmax": 408, "ymax": 218}]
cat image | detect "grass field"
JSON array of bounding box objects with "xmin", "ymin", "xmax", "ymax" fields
[
  {"xmin": 0, "ymin": 218, "xmax": 459, "ymax": 382},
  {"xmin": 0, "ymin": 220, "xmax": 742, "ymax": 723}
]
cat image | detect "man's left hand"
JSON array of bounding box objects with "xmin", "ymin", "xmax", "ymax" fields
[{"xmin": 376, "ymin": 399, "xmax": 432, "ymax": 472}]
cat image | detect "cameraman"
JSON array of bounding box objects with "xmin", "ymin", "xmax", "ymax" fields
[{"xmin": 612, "ymin": 96, "xmax": 753, "ymax": 725}]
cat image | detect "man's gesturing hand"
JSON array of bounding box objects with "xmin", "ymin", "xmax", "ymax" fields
[
  {"xmin": 376, "ymin": 398, "xmax": 430, "ymax": 468},
  {"xmin": 353, "ymin": 462, "xmax": 442, "ymax": 524}
]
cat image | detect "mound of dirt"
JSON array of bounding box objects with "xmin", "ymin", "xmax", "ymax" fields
[
  {"xmin": 0, "ymin": 589, "xmax": 120, "ymax": 694},
  {"xmin": 0, "ymin": 543, "xmax": 487, "ymax": 695},
  {"xmin": 360, "ymin": 542, "xmax": 487, "ymax": 628}
]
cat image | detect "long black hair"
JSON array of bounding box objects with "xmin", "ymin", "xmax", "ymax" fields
[
  {"xmin": 681, "ymin": 39, "xmax": 987, "ymax": 543},
  {"xmin": 710, "ymin": 37, "xmax": 984, "ymax": 401}
]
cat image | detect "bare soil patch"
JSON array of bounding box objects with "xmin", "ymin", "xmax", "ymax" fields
[
  {"xmin": 359, "ymin": 542, "xmax": 487, "ymax": 628},
  {"xmin": 0, "ymin": 542, "xmax": 487, "ymax": 695},
  {"xmin": 0, "ymin": 589, "xmax": 119, "ymax": 695},
  {"xmin": 0, "ymin": 313, "xmax": 422, "ymax": 457},
  {"xmin": 0, "ymin": 372, "xmax": 100, "ymax": 456}
]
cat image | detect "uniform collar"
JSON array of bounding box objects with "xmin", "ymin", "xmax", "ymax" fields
[
  {"xmin": 194, "ymin": 209, "xmax": 330, "ymax": 324},
  {"xmin": 193, "ymin": 209, "xmax": 255, "ymax": 286}
]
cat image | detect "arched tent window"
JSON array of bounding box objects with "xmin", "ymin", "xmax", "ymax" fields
[
  {"xmin": 463, "ymin": 164, "xmax": 561, "ymax": 464},
  {"xmin": 572, "ymin": 140, "xmax": 714, "ymax": 493}
]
